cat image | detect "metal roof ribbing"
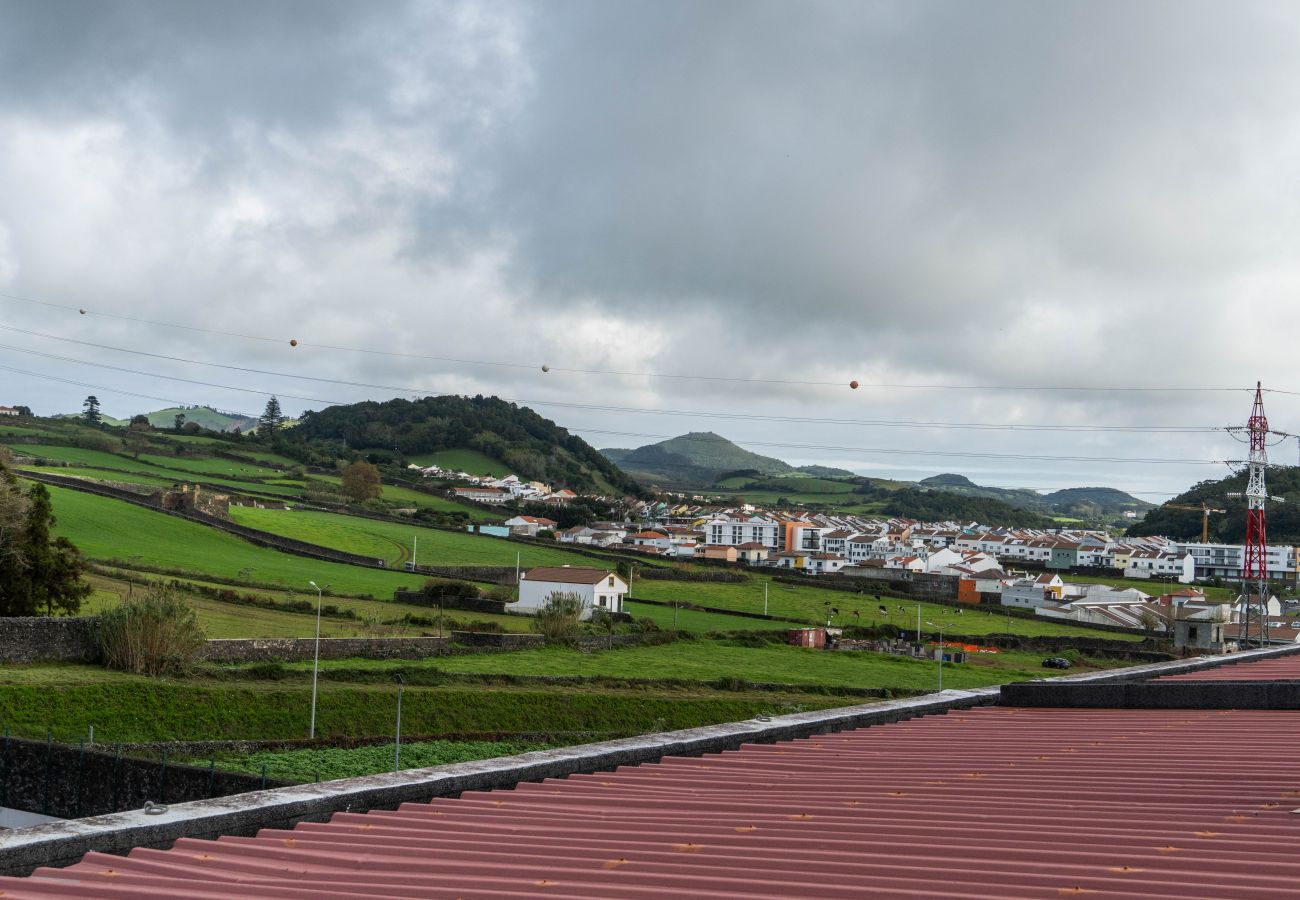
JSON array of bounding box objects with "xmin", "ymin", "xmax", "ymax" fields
[
  {"xmin": 1159, "ymin": 654, "xmax": 1300, "ymax": 681},
  {"xmin": 6, "ymin": 706, "xmax": 1300, "ymax": 898}
]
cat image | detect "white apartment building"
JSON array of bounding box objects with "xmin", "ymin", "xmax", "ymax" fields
[
  {"xmin": 704, "ymin": 515, "xmax": 781, "ymax": 549},
  {"xmin": 1173, "ymin": 542, "xmax": 1297, "ymax": 583}
]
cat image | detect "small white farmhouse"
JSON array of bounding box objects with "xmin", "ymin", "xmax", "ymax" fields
[{"xmin": 517, "ymin": 566, "xmax": 628, "ymax": 620}]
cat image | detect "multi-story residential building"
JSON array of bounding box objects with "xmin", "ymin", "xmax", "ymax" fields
[
  {"xmin": 1173, "ymin": 542, "xmax": 1297, "ymax": 584},
  {"xmin": 703, "ymin": 515, "xmax": 781, "ymax": 549},
  {"xmin": 1123, "ymin": 550, "xmax": 1196, "ymax": 584}
]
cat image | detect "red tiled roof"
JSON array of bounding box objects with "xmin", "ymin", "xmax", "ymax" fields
[{"xmin": 14, "ymin": 705, "xmax": 1300, "ymax": 896}]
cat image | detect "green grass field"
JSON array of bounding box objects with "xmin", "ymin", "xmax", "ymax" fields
[
  {"xmin": 630, "ymin": 575, "xmax": 1143, "ymax": 640},
  {"xmin": 408, "ymin": 448, "xmax": 506, "ymax": 477},
  {"xmin": 0, "ymin": 672, "xmax": 834, "ymax": 744},
  {"xmin": 24, "ymin": 465, "xmax": 174, "ymax": 487},
  {"xmin": 38, "ymin": 482, "xmax": 423, "ymax": 597},
  {"xmin": 275, "ymin": 638, "xmax": 1125, "ymax": 692},
  {"xmin": 623, "ymin": 600, "xmax": 792, "ymax": 632},
  {"xmin": 228, "ymin": 506, "xmax": 595, "ymax": 568},
  {"xmin": 12, "ymin": 444, "xmax": 303, "ymax": 495}
]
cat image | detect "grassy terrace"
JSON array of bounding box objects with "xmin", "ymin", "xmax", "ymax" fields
[
  {"xmin": 407, "ymin": 448, "xmax": 505, "ymax": 476},
  {"xmin": 630, "ymin": 575, "xmax": 1145, "ymax": 640},
  {"xmin": 277, "ymin": 639, "xmax": 1119, "ymax": 692},
  {"xmin": 0, "ymin": 666, "xmax": 832, "ymax": 745},
  {"xmin": 40, "ymin": 483, "xmax": 424, "ymax": 597},
  {"xmin": 228, "ymin": 506, "xmax": 595, "ymax": 568}
]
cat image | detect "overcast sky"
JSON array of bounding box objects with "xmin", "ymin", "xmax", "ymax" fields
[{"xmin": 2, "ymin": 0, "xmax": 1299, "ymax": 496}]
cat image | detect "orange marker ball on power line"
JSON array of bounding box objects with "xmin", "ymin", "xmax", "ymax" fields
[
  {"xmin": 290, "ymin": 339, "xmax": 298, "ymax": 347},
  {"xmin": 849, "ymin": 380, "xmax": 859, "ymax": 389}
]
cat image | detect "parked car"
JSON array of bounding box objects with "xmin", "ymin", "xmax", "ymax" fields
[{"xmin": 1041, "ymin": 657, "xmax": 1072, "ymax": 670}]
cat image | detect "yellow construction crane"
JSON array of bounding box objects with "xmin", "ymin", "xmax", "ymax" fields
[{"xmin": 1165, "ymin": 502, "xmax": 1227, "ymax": 543}]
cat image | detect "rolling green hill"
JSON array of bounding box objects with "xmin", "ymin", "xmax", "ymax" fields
[
  {"xmin": 288, "ymin": 395, "xmax": 645, "ymax": 497},
  {"xmin": 603, "ymin": 432, "xmax": 852, "ymax": 485},
  {"xmin": 917, "ymin": 474, "xmax": 1153, "ymax": 519}
]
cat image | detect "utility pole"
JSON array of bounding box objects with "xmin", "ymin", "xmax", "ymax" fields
[
  {"xmin": 307, "ymin": 580, "xmax": 327, "ymax": 740},
  {"xmin": 412, "ymin": 535, "xmax": 418, "ymax": 569},
  {"xmin": 515, "ymin": 551, "xmax": 521, "ymax": 586},
  {"xmin": 763, "ymin": 581, "xmax": 768, "ymax": 616}
]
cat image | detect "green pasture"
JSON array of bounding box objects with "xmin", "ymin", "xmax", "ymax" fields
[
  {"xmin": 407, "ymin": 448, "xmax": 505, "ymax": 477},
  {"xmin": 623, "ymin": 600, "xmax": 792, "ymax": 632},
  {"xmin": 0, "ymin": 675, "xmax": 831, "ymax": 744},
  {"xmin": 630, "ymin": 575, "xmax": 1144, "ymax": 640},
  {"xmin": 287, "ymin": 639, "xmax": 1124, "ymax": 692},
  {"xmin": 227, "ymin": 506, "xmax": 594, "ymax": 568},
  {"xmin": 37, "ymin": 482, "xmax": 423, "ymax": 597}
]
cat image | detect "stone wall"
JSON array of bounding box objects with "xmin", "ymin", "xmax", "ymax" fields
[
  {"xmin": 202, "ymin": 636, "xmax": 451, "ymax": 664},
  {"xmin": 392, "ymin": 589, "xmax": 510, "ymax": 615},
  {"xmin": 448, "ymin": 631, "xmax": 545, "ymax": 650},
  {"xmin": 0, "ymin": 618, "xmax": 99, "ymax": 664}
]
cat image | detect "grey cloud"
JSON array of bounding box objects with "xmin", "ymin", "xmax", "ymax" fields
[{"xmin": 0, "ymin": 0, "xmax": 1297, "ymax": 494}]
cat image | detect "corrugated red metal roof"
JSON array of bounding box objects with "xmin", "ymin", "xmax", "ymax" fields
[
  {"xmin": 8, "ymin": 706, "xmax": 1300, "ymax": 898},
  {"xmin": 1160, "ymin": 654, "xmax": 1300, "ymax": 681}
]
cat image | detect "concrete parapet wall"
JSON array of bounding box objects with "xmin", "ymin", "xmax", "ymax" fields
[{"xmin": 0, "ymin": 688, "xmax": 999, "ymax": 875}]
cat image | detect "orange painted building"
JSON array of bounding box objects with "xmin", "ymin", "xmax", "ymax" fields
[{"xmin": 956, "ymin": 578, "xmax": 981, "ymax": 605}]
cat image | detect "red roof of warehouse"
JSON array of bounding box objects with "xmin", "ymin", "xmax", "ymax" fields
[{"xmin": 10, "ymin": 704, "xmax": 1300, "ymax": 897}]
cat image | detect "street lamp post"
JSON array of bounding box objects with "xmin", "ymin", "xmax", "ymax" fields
[{"xmin": 308, "ymin": 580, "xmax": 327, "ymax": 739}]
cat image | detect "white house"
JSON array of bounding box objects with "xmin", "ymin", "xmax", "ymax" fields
[
  {"xmin": 516, "ymin": 566, "xmax": 628, "ymax": 620},
  {"xmin": 503, "ymin": 515, "xmax": 559, "ymax": 536},
  {"xmin": 452, "ymin": 486, "xmax": 511, "ymax": 505},
  {"xmin": 1124, "ymin": 550, "xmax": 1195, "ymax": 583}
]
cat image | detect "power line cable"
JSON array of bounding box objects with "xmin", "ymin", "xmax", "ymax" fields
[
  {"xmin": 0, "ymin": 325, "xmax": 1230, "ymax": 434},
  {"xmin": 0, "ymin": 290, "xmax": 1269, "ymax": 393},
  {"xmin": 570, "ymin": 428, "xmax": 1228, "ymax": 466},
  {"xmin": 1, "ymin": 358, "xmax": 1228, "ymax": 468}
]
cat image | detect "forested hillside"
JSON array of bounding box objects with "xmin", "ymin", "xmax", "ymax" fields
[
  {"xmin": 287, "ymin": 396, "xmax": 646, "ymax": 496},
  {"xmin": 1129, "ymin": 466, "xmax": 1300, "ymax": 543}
]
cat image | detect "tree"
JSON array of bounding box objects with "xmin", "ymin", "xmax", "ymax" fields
[
  {"xmin": 173, "ymin": 413, "xmax": 186, "ymax": 432},
  {"xmin": 340, "ymin": 460, "xmax": 383, "ymax": 503},
  {"xmin": 14, "ymin": 406, "xmax": 32, "ymax": 417},
  {"xmin": 258, "ymin": 396, "xmax": 284, "ymax": 439},
  {"xmin": 125, "ymin": 418, "xmax": 151, "ymax": 458},
  {"xmin": 82, "ymin": 395, "xmax": 101, "ymax": 426},
  {"xmin": 0, "ymin": 477, "xmax": 90, "ymax": 616},
  {"xmin": 0, "ymin": 466, "xmax": 30, "ymax": 569}
]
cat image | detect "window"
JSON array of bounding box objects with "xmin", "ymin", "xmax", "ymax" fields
[
  {"xmin": 598, "ymin": 597, "xmax": 606, "ymax": 607},
  {"xmin": 608, "ymin": 576, "xmax": 615, "ymax": 586}
]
